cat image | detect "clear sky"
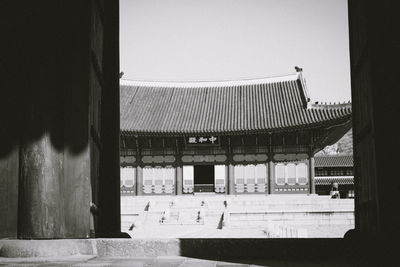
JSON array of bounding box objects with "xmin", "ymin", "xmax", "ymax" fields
[{"xmin": 120, "ymin": 0, "xmax": 351, "ymax": 102}]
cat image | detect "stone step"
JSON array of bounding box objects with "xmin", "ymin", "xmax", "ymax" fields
[
  {"xmin": 0, "ymin": 239, "xmax": 355, "ymax": 259},
  {"xmin": 121, "ymin": 195, "xmax": 355, "ymax": 234}
]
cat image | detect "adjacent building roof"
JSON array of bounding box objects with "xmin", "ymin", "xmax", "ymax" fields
[
  {"xmin": 315, "ymin": 154, "xmax": 354, "ymax": 167},
  {"xmin": 314, "ymin": 176, "xmax": 354, "ymax": 185},
  {"xmin": 120, "ymin": 72, "xmax": 352, "ymax": 136}
]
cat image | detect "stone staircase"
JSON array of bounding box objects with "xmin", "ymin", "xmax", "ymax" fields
[{"xmin": 121, "ymin": 194, "xmax": 354, "ymax": 238}]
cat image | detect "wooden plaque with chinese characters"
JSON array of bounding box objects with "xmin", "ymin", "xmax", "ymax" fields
[{"xmin": 185, "ymin": 136, "xmax": 220, "ymax": 146}]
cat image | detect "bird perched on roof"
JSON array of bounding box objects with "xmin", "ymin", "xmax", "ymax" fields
[{"xmin": 295, "ymin": 66, "xmax": 303, "ymax": 72}]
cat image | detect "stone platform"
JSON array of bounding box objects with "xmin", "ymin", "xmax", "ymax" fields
[
  {"xmin": 0, "ymin": 255, "xmax": 356, "ymax": 266},
  {"xmin": 121, "ymin": 194, "xmax": 354, "ymax": 238},
  {"xmin": 0, "ymin": 238, "xmax": 359, "ymax": 266}
]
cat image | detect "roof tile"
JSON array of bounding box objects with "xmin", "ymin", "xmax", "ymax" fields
[
  {"xmin": 120, "ymin": 74, "xmax": 352, "ymax": 135},
  {"xmin": 315, "ymin": 154, "xmax": 354, "ymax": 167}
]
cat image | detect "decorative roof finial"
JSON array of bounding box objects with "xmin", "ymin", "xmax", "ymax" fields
[{"xmin": 295, "ymin": 66, "xmax": 303, "ymax": 72}]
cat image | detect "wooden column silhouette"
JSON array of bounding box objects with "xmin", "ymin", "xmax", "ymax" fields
[{"xmin": 0, "ymin": 1, "xmax": 120, "ymax": 239}]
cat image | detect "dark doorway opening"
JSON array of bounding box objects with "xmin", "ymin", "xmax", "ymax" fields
[{"xmin": 194, "ymin": 165, "xmax": 214, "ymax": 192}]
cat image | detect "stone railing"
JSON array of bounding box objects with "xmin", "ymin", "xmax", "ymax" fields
[{"xmin": 264, "ymin": 222, "xmax": 308, "ymax": 238}]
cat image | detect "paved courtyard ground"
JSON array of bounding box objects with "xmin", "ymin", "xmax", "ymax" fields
[{"xmin": 0, "ymin": 255, "xmax": 355, "ymax": 267}]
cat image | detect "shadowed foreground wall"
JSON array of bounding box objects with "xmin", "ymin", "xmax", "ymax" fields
[
  {"xmin": 0, "ymin": 0, "xmax": 120, "ymax": 238},
  {"xmin": 348, "ymin": 0, "xmax": 400, "ymax": 262}
]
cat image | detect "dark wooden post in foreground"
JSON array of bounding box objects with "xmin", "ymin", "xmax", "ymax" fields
[
  {"xmin": 0, "ymin": 1, "xmax": 120, "ymax": 239},
  {"xmin": 17, "ymin": 1, "xmax": 94, "ymax": 239},
  {"xmin": 97, "ymin": 0, "xmax": 121, "ymax": 237},
  {"xmin": 19, "ymin": 134, "xmax": 67, "ymax": 238}
]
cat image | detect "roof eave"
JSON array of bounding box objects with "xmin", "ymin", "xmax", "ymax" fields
[{"xmin": 120, "ymin": 115, "xmax": 352, "ymax": 137}]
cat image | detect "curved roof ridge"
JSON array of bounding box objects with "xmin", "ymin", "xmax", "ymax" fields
[
  {"xmin": 119, "ymin": 72, "xmax": 300, "ymax": 88},
  {"xmin": 316, "ymin": 153, "xmax": 353, "ymax": 157},
  {"xmin": 309, "ymin": 101, "xmax": 352, "ymax": 109}
]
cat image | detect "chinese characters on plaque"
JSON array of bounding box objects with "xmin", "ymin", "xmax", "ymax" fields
[{"xmin": 187, "ymin": 136, "xmax": 219, "ymax": 145}]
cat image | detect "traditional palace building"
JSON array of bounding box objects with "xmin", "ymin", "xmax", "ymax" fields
[
  {"xmin": 315, "ymin": 154, "xmax": 354, "ymax": 198},
  {"xmin": 119, "ymin": 71, "xmax": 352, "ymax": 196}
]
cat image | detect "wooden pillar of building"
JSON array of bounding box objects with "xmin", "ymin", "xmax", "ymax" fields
[
  {"xmin": 134, "ymin": 166, "xmax": 138, "ymax": 195},
  {"xmin": 226, "ymin": 137, "xmax": 235, "ymax": 195},
  {"xmin": 136, "ymin": 166, "xmax": 143, "ymax": 196},
  {"xmin": 267, "ymin": 134, "xmax": 274, "ymax": 195},
  {"xmin": 268, "ymin": 161, "xmax": 275, "ymax": 194},
  {"xmin": 225, "ymin": 165, "xmax": 229, "ymax": 195},
  {"xmin": 176, "ymin": 166, "xmax": 183, "ymax": 195},
  {"xmin": 309, "ymin": 156, "xmax": 316, "ymax": 194},
  {"xmin": 228, "ymin": 164, "xmax": 235, "ymax": 195},
  {"xmin": 174, "ymin": 138, "xmax": 183, "ymax": 195}
]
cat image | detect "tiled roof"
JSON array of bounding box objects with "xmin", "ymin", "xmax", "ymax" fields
[
  {"xmin": 315, "ymin": 154, "xmax": 354, "ymax": 167},
  {"xmin": 315, "ymin": 176, "xmax": 354, "ymax": 185},
  {"xmin": 120, "ymin": 73, "xmax": 352, "ymax": 136}
]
